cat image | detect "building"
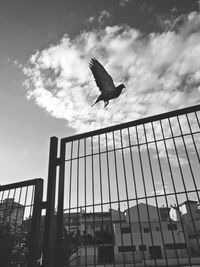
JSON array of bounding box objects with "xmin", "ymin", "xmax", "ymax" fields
[
  {"xmin": 64, "ymin": 210, "xmax": 114, "ymax": 265},
  {"xmin": 41, "ymin": 200, "xmax": 200, "ymax": 265},
  {"xmin": 113, "ymin": 203, "xmax": 187, "ymax": 264},
  {"xmin": 0, "ymin": 198, "xmax": 24, "ymax": 231},
  {"xmin": 171, "ymin": 200, "xmax": 200, "ymax": 256}
]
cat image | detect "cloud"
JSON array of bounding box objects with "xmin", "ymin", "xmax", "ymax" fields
[
  {"xmin": 24, "ymin": 10, "xmax": 200, "ymax": 166},
  {"xmin": 85, "ymin": 16, "xmax": 95, "ymax": 24},
  {"xmin": 98, "ymin": 10, "xmax": 112, "ymax": 25},
  {"xmin": 85, "ymin": 10, "xmax": 112, "ymax": 26},
  {"xmin": 14, "ymin": 60, "xmax": 23, "ymax": 69},
  {"xmin": 119, "ymin": 0, "xmax": 130, "ymax": 7},
  {"xmin": 156, "ymin": 8, "xmax": 187, "ymax": 32},
  {"xmin": 152, "ymin": 182, "xmax": 170, "ymax": 196}
]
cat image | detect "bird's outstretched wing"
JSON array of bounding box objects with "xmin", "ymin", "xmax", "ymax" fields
[{"xmin": 89, "ymin": 58, "xmax": 115, "ymax": 93}]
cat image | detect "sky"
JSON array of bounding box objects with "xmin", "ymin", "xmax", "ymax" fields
[{"xmin": 1, "ymin": 0, "xmax": 200, "ymax": 198}]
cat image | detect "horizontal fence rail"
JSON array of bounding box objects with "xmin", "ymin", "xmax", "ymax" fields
[
  {"xmin": 54, "ymin": 105, "xmax": 200, "ymax": 267},
  {"xmin": 61, "ymin": 104, "xmax": 200, "ymax": 142},
  {"xmin": 0, "ymin": 178, "xmax": 43, "ymax": 267}
]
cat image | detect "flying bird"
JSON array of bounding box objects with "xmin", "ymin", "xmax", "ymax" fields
[{"xmin": 89, "ymin": 58, "xmax": 125, "ymax": 107}]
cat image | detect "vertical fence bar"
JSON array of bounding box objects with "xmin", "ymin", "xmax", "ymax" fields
[
  {"xmin": 98, "ymin": 134, "xmax": 105, "ymax": 267},
  {"xmin": 105, "ymin": 133, "xmax": 116, "ymax": 267},
  {"xmin": 76, "ymin": 139, "xmax": 80, "ymax": 267},
  {"xmin": 67, "ymin": 140, "xmax": 74, "ymax": 266},
  {"xmin": 120, "ymin": 129, "xmax": 136, "ymax": 266},
  {"xmin": 84, "ymin": 138, "xmax": 88, "ymax": 266},
  {"xmin": 56, "ymin": 138, "xmax": 66, "ymax": 267},
  {"xmin": 19, "ymin": 186, "xmax": 29, "ymax": 258},
  {"xmin": 43, "ymin": 136, "xmax": 58, "ymax": 267},
  {"xmin": 30, "ymin": 185, "xmax": 35, "ymax": 219},
  {"xmin": 91, "ymin": 136, "xmax": 97, "ymax": 266},
  {"xmin": 27, "ymin": 179, "xmax": 43, "ymax": 267},
  {"xmin": 13, "ymin": 187, "xmax": 23, "ymax": 236},
  {"xmin": 112, "ymin": 131, "xmax": 126, "ymax": 267}
]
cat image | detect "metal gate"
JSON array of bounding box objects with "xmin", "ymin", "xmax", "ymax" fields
[
  {"xmin": 0, "ymin": 178, "xmax": 43, "ymax": 267},
  {"xmin": 43, "ymin": 104, "xmax": 200, "ymax": 267}
]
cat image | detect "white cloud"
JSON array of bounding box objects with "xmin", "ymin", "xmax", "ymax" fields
[
  {"xmin": 156, "ymin": 7, "xmax": 187, "ymax": 32},
  {"xmin": 85, "ymin": 10, "xmax": 112, "ymax": 26},
  {"xmin": 154, "ymin": 186, "xmax": 169, "ymax": 196},
  {"xmin": 85, "ymin": 16, "xmax": 95, "ymax": 24},
  {"xmin": 14, "ymin": 60, "xmax": 23, "ymax": 69},
  {"xmin": 24, "ymin": 10, "xmax": 200, "ymax": 161},
  {"xmin": 119, "ymin": 0, "xmax": 130, "ymax": 7},
  {"xmin": 150, "ymin": 181, "xmax": 170, "ymax": 196},
  {"xmin": 98, "ymin": 10, "xmax": 112, "ymax": 25}
]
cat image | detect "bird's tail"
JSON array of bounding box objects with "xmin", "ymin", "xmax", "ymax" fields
[
  {"xmin": 91, "ymin": 100, "xmax": 98, "ymax": 107},
  {"xmin": 91, "ymin": 96, "xmax": 101, "ymax": 107}
]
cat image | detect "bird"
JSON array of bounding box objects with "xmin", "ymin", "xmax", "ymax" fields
[{"xmin": 89, "ymin": 58, "xmax": 125, "ymax": 107}]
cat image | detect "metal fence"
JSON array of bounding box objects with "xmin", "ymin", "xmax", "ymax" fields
[
  {"xmin": 0, "ymin": 178, "xmax": 43, "ymax": 267},
  {"xmin": 1, "ymin": 105, "xmax": 200, "ymax": 267},
  {"xmin": 45, "ymin": 104, "xmax": 200, "ymax": 267}
]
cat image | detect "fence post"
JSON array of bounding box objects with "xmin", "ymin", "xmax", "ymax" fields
[
  {"xmin": 55, "ymin": 139, "xmax": 66, "ymax": 266},
  {"xmin": 42, "ymin": 137, "xmax": 58, "ymax": 267},
  {"xmin": 27, "ymin": 179, "xmax": 43, "ymax": 267}
]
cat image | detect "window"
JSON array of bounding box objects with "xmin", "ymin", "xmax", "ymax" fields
[
  {"xmin": 121, "ymin": 227, "xmax": 131, "ymax": 233},
  {"xmin": 139, "ymin": 245, "xmax": 147, "ymax": 251},
  {"xmin": 167, "ymin": 224, "xmax": 177, "ymax": 231},
  {"xmin": 104, "ymin": 224, "xmax": 110, "ymax": 232},
  {"xmin": 164, "ymin": 243, "xmax": 186, "ymax": 250},
  {"xmin": 118, "ymin": 246, "xmax": 136, "ymax": 252},
  {"xmin": 155, "ymin": 226, "xmax": 160, "ymax": 231},
  {"xmin": 144, "ymin": 227, "xmax": 149, "ymax": 233},
  {"xmin": 176, "ymin": 243, "xmax": 187, "ymax": 249},
  {"xmin": 83, "ymin": 224, "xmax": 88, "ymax": 230}
]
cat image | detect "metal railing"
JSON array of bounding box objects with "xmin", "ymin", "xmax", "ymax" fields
[
  {"xmin": 0, "ymin": 178, "xmax": 43, "ymax": 267},
  {"xmin": 1, "ymin": 105, "xmax": 200, "ymax": 267},
  {"xmin": 45, "ymin": 104, "xmax": 200, "ymax": 267}
]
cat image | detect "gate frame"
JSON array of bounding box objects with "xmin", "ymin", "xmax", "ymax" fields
[
  {"xmin": 0, "ymin": 178, "xmax": 43, "ymax": 267},
  {"xmin": 43, "ymin": 104, "xmax": 200, "ymax": 267},
  {"xmin": 42, "ymin": 137, "xmax": 59, "ymax": 267}
]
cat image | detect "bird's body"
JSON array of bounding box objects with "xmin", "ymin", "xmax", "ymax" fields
[
  {"xmin": 91, "ymin": 84, "xmax": 125, "ymax": 107},
  {"xmin": 89, "ymin": 58, "xmax": 125, "ymax": 107}
]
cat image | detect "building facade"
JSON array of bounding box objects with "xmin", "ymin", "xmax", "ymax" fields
[
  {"xmin": 114, "ymin": 203, "xmax": 187, "ymax": 264},
  {"xmin": 63, "ymin": 200, "xmax": 200, "ymax": 265},
  {"xmin": 0, "ymin": 198, "xmax": 24, "ymax": 231}
]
